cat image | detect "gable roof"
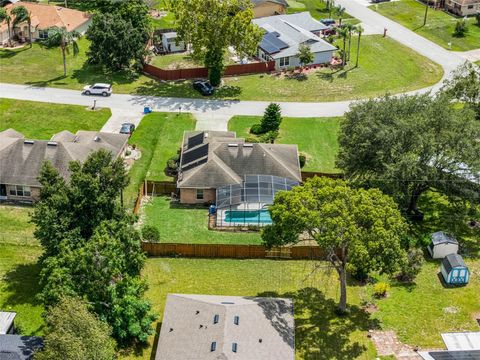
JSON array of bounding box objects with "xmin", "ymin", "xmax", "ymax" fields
[
  {"xmin": 0, "ymin": 312, "xmax": 16, "ymax": 335},
  {"xmin": 177, "ymin": 131, "xmax": 301, "ymax": 189},
  {"xmin": 155, "ymin": 294, "xmax": 295, "ymax": 360},
  {"xmin": 1, "ymin": 1, "xmax": 91, "ymax": 32},
  {"xmin": 431, "ymin": 231, "xmax": 459, "ymax": 246},
  {"xmin": 0, "ymin": 335, "xmax": 43, "ymax": 360},
  {"xmin": 253, "ymin": 12, "xmax": 335, "ymax": 59},
  {"xmin": 442, "ymin": 254, "xmax": 468, "ymax": 274},
  {"xmin": 0, "ymin": 129, "xmax": 128, "ymax": 187}
]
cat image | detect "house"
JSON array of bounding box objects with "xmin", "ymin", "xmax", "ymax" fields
[
  {"xmin": 428, "ymin": 231, "xmax": 459, "ymax": 259},
  {"xmin": 0, "ymin": 1, "xmax": 91, "ymax": 45},
  {"xmin": 419, "ymin": 332, "xmax": 480, "ymax": 359},
  {"xmin": 0, "ymin": 335, "xmax": 44, "ymax": 360},
  {"xmin": 444, "ymin": 0, "xmax": 480, "ymax": 16},
  {"xmin": 0, "ymin": 311, "xmax": 16, "ymax": 334},
  {"xmin": 155, "ymin": 293, "xmax": 295, "ymax": 360},
  {"xmin": 440, "ymin": 253, "xmax": 470, "ymax": 285},
  {"xmin": 176, "ymin": 131, "xmax": 302, "ymax": 204},
  {"xmin": 252, "ymin": 0, "xmax": 288, "ymax": 18},
  {"xmin": 161, "ymin": 31, "xmax": 187, "ymax": 53},
  {"xmin": 0, "ymin": 129, "xmax": 129, "ymax": 203},
  {"xmin": 252, "ymin": 12, "xmax": 336, "ymax": 69}
]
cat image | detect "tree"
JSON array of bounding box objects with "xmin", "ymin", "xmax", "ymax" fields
[
  {"xmin": 336, "ymin": 94, "xmax": 480, "ymax": 215},
  {"xmin": 335, "ymin": 4, "xmax": 346, "ymax": 26},
  {"xmin": 441, "ymin": 62, "xmax": 480, "ymax": 120},
  {"xmin": 142, "ymin": 225, "xmax": 160, "ymax": 243},
  {"xmin": 337, "ymin": 26, "xmax": 349, "ymax": 68},
  {"xmin": 475, "ymin": 12, "xmax": 480, "ymax": 26},
  {"xmin": 354, "ymin": 24, "xmax": 364, "ymax": 68},
  {"xmin": 42, "ymin": 27, "xmax": 79, "ymax": 77},
  {"xmin": 0, "ymin": 8, "xmax": 12, "ymax": 46},
  {"xmin": 260, "ymin": 103, "xmax": 282, "ymax": 133},
  {"xmin": 171, "ymin": 0, "xmax": 263, "ymax": 86},
  {"xmin": 35, "ymin": 296, "xmax": 116, "ymax": 360},
  {"xmin": 33, "ymin": 150, "xmax": 155, "ymax": 345},
  {"xmin": 423, "ymin": 1, "xmax": 429, "ymax": 26},
  {"xmin": 262, "ymin": 177, "xmax": 408, "ymax": 313},
  {"xmin": 453, "ymin": 19, "xmax": 468, "ymax": 37},
  {"xmin": 11, "ymin": 5, "xmax": 32, "ymax": 47},
  {"xmin": 345, "ymin": 23, "xmax": 355, "ymax": 62},
  {"xmin": 296, "ymin": 44, "xmax": 314, "ymax": 70}
]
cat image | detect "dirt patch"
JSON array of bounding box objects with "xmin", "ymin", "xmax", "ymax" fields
[{"xmin": 369, "ymin": 330, "xmax": 421, "ymax": 360}]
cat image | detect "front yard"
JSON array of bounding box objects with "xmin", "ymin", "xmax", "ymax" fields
[
  {"xmin": 371, "ymin": 0, "xmax": 480, "ymax": 51},
  {"xmin": 0, "ymin": 98, "xmax": 111, "ymax": 139},
  {"xmin": 229, "ymin": 116, "xmax": 341, "ymax": 173},
  {"xmin": 0, "ymin": 35, "xmax": 443, "ymax": 102}
]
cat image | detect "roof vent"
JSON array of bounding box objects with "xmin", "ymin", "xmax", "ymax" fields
[
  {"xmin": 169, "ymin": 328, "xmax": 173, "ymax": 332},
  {"xmin": 24, "ymin": 140, "xmax": 34, "ymax": 145},
  {"xmin": 243, "ymin": 143, "xmax": 253, "ymax": 148},
  {"xmin": 213, "ymin": 314, "xmax": 219, "ymax": 324},
  {"xmin": 205, "ymin": 132, "xmax": 209, "ymax": 138},
  {"xmin": 259, "ymin": 338, "xmax": 262, "ymax": 343},
  {"xmin": 47, "ymin": 141, "xmax": 58, "ymax": 147},
  {"xmin": 221, "ymin": 301, "xmax": 235, "ymax": 304},
  {"xmin": 234, "ymin": 316, "xmax": 239, "ymax": 325},
  {"xmin": 94, "ymin": 136, "xmax": 101, "ymax": 142},
  {"xmin": 228, "ymin": 143, "xmax": 238, "ymax": 147},
  {"xmin": 73, "ymin": 136, "xmax": 79, "ymax": 143},
  {"xmin": 196, "ymin": 310, "xmax": 200, "ymax": 315},
  {"xmin": 210, "ymin": 342, "xmax": 217, "ymax": 352},
  {"xmin": 232, "ymin": 343, "xmax": 238, "ymax": 353}
]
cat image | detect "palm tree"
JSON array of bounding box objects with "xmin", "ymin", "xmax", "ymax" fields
[
  {"xmin": 0, "ymin": 8, "xmax": 12, "ymax": 46},
  {"xmin": 355, "ymin": 25, "xmax": 364, "ymax": 68},
  {"xmin": 335, "ymin": 5, "xmax": 346, "ymax": 26},
  {"xmin": 42, "ymin": 27, "xmax": 79, "ymax": 77},
  {"xmin": 338, "ymin": 26, "xmax": 349, "ymax": 68},
  {"xmin": 345, "ymin": 23, "xmax": 355, "ymax": 61},
  {"xmin": 11, "ymin": 5, "xmax": 32, "ymax": 47}
]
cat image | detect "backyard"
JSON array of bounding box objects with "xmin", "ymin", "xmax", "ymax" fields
[
  {"xmin": 371, "ymin": 0, "xmax": 480, "ymax": 51},
  {"xmin": 0, "ymin": 98, "xmax": 111, "ymax": 139},
  {"xmin": 0, "ymin": 35, "xmax": 443, "ymax": 102},
  {"xmin": 229, "ymin": 116, "xmax": 341, "ymax": 173}
]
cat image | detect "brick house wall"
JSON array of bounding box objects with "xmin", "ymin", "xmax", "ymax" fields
[
  {"xmin": 180, "ymin": 188, "xmax": 216, "ymax": 204},
  {"xmin": 4, "ymin": 185, "xmax": 40, "ymax": 203}
]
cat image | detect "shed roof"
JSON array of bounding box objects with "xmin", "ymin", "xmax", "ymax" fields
[
  {"xmin": 251, "ymin": 0, "xmax": 288, "ymax": 6},
  {"xmin": 418, "ymin": 350, "xmax": 480, "ymax": 360},
  {"xmin": 155, "ymin": 294, "xmax": 295, "ymax": 360},
  {"xmin": 0, "ymin": 335, "xmax": 43, "ymax": 360},
  {"xmin": 431, "ymin": 232, "xmax": 459, "ymax": 246},
  {"xmin": 0, "ymin": 312, "xmax": 16, "ymax": 335},
  {"xmin": 441, "ymin": 332, "xmax": 480, "ymax": 351},
  {"xmin": 442, "ymin": 254, "xmax": 468, "ymax": 274}
]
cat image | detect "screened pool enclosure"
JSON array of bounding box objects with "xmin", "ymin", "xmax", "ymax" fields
[{"xmin": 215, "ymin": 175, "xmax": 299, "ymax": 227}]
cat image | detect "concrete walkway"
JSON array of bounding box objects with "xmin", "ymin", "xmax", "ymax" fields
[{"xmin": 454, "ymin": 49, "xmax": 480, "ymax": 63}]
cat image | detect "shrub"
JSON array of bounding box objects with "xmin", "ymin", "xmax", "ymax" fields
[
  {"xmin": 453, "ymin": 19, "xmax": 468, "ymax": 37},
  {"xmin": 299, "ymin": 154, "xmax": 307, "ymax": 168},
  {"xmin": 398, "ymin": 248, "xmax": 424, "ymax": 282},
  {"xmin": 166, "ymin": 153, "xmax": 180, "ymax": 175},
  {"xmin": 245, "ymin": 136, "xmax": 260, "ymax": 143},
  {"xmin": 141, "ymin": 225, "xmax": 160, "ymax": 243},
  {"xmin": 475, "ymin": 12, "xmax": 480, "ymax": 26},
  {"xmin": 373, "ymin": 282, "xmax": 390, "ymax": 298},
  {"xmin": 260, "ymin": 130, "xmax": 279, "ymax": 144},
  {"xmin": 250, "ymin": 123, "xmax": 264, "ymax": 135},
  {"xmin": 260, "ymin": 103, "xmax": 282, "ymax": 132}
]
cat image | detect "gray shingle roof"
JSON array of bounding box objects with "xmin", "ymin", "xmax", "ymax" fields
[
  {"xmin": 251, "ymin": 0, "xmax": 288, "ymax": 6},
  {"xmin": 253, "ymin": 12, "xmax": 335, "ymax": 59},
  {"xmin": 0, "ymin": 335, "xmax": 43, "ymax": 360},
  {"xmin": 431, "ymin": 231, "xmax": 459, "ymax": 246},
  {"xmin": 155, "ymin": 294, "xmax": 295, "ymax": 360},
  {"xmin": 177, "ymin": 131, "xmax": 301, "ymax": 189},
  {"xmin": 442, "ymin": 254, "xmax": 468, "ymax": 274},
  {"xmin": 0, "ymin": 129, "xmax": 128, "ymax": 187}
]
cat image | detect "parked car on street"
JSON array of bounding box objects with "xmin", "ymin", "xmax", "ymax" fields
[
  {"xmin": 120, "ymin": 123, "xmax": 135, "ymax": 135},
  {"xmin": 82, "ymin": 83, "xmax": 112, "ymax": 96},
  {"xmin": 320, "ymin": 18, "xmax": 336, "ymax": 26},
  {"xmin": 193, "ymin": 80, "xmax": 214, "ymax": 96}
]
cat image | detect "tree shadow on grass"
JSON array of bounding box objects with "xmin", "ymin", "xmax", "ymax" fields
[
  {"xmin": 25, "ymin": 75, "xmax": 67, "ymax": 88},
  {"xmin": 257, "ymin": 287, "xmax": 380, "ymax": 360},
  {"xmin": 71, "ymin": 62, "xmax": 140, "ymax": 87},
  {"xmin": 0, "ymin": 46, "xmax": 29, "ymax": 59},
  {"xmin": 2, "ymin": 262, "xmax": 43, "ymax": 308}
]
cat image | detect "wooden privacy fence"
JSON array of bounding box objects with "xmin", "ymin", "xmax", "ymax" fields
[
  {"xmin": 301, "ymin": 171, "xmax": 343, "ymax": 182},
  {"xmin": 141, "ymin": 242, "xmax": 324, "ymax": 260},
  {"xmin": 145, "ymin": 180, "xmax": 177, "ymax": 196},
  {"xmin": 143, "ymin": 61, "xmax": 276, "ymax": 81}
]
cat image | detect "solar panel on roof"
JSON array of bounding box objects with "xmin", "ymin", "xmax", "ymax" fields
[
  {"xmin": 264, "ymin": 32, "xmax": 288, "ymax": 49},
  {"xmin": 187, "ymin": 132, "xmax": 204, "ymax": 149},
  {"xmin": 181, "ymin": 157, "xmax": 207, "ymax": 171},
  {"xmin": 181, "ymin": 143, "xmax": 209, "ymax": 165},
  {"xmin": 260, "ymin": 39, "xmax": 280, "ymax": 54}
]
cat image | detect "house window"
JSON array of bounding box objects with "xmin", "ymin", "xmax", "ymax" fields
[
  {"xmin": 9, "ymin": 185, "xmax": 31, "ymax": 197},
  {"xmin": 196, "ymin": 189, "xmax": 204, "ymax": 200},
  {"xmin": 38, "ymin": 29, "xmax": 48, "ymax": 39},
  {"xmin": 279, "ymin": 57, "xmax": 290, "ymax": 67}
]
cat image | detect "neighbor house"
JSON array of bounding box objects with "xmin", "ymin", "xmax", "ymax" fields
[
  {"xmin": 252, "ymin": 0, "xmax": 288, "ymax": 18},
  {"xmin": 155, "ymin": 293, "xmax": 295, "ymax": 360},
  {"xmin": 0, "ymin": 129, "xmax": 129, "ymax": 203},
  {"xmin": 176, "ymin": 131, "xmax": 301, "ymax": 204},
  {"xmin": 0, "ymin": 1, "xmax": 91, "ymax": 45},
  {"xmin": 444, "ymin": 0, "xmax": 480, "ymax": 16},
  {"xmin": 252, "ymin": 12, "xmax": 336, "ymax": 69}
]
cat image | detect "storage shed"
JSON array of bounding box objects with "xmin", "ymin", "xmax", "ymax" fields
[
  {"xmin": 0, "ymin": 311, "xmax": 16, "ymax": 334},
  {"xmin": 428, "ymin": 231, "xmax": 459, "ymax": 259},
  {"xmin": 161, "ymin": 32, "xmax": 186, "ymax": 53},
  {"xmin": 441, "ymin": 254, "xmax": 470, "ymax": 285}
]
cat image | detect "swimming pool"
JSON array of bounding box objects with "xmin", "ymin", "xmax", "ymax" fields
[{"xmin": 223, "ymin": 209, "xmax": 272, "ymax": 224}]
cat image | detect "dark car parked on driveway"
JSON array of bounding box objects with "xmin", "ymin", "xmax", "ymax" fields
[
  {"xmin": 193, "ymin": 80, "xmax": 214, "ymax": 96},
  {"xmin": 120, "ymin": 123, "xmax": 135, "ymax": 135}
]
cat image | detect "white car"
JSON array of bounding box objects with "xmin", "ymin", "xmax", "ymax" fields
[{"xmin": 82, "ymin": 83, "xmax": 112, "ymax": 96}]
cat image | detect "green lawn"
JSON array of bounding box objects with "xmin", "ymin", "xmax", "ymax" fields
[
  {"xmin": 124, "ymin": 113, "xmax": 196, "ymax": 209},
  {"xmin": 0, "ymin": 206, "xmax": 43, "ymax": 336},
  {"xmin": 371, "ymin": 0, "xmax": 480, "ymax": 51},
  {"xmin": 287, "ymin": 0, "xmax": 360, "ymax": 25},
  {"xmin": 229, "ymin": 116, "xmax": 341, "ymax": 173},
  {"xmin": 142, "ymin": 197, "xmax": 262, "ymax": 245},
  {"xmin": 0, "ymin": 98, "xmax": 111, "ymax": 140},
  {"xmin": 0, "ymin": 35, "xmax": 442, "ymax": 102}
]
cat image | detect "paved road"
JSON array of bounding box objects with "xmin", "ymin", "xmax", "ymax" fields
[{"xmin": 0, "ymin": 3, "xmax": 469, "ymax": 132}]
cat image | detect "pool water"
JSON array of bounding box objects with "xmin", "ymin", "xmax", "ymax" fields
[{"xmin": 224, "ymin": 209, "xmax": 272, "ymax": 224}]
